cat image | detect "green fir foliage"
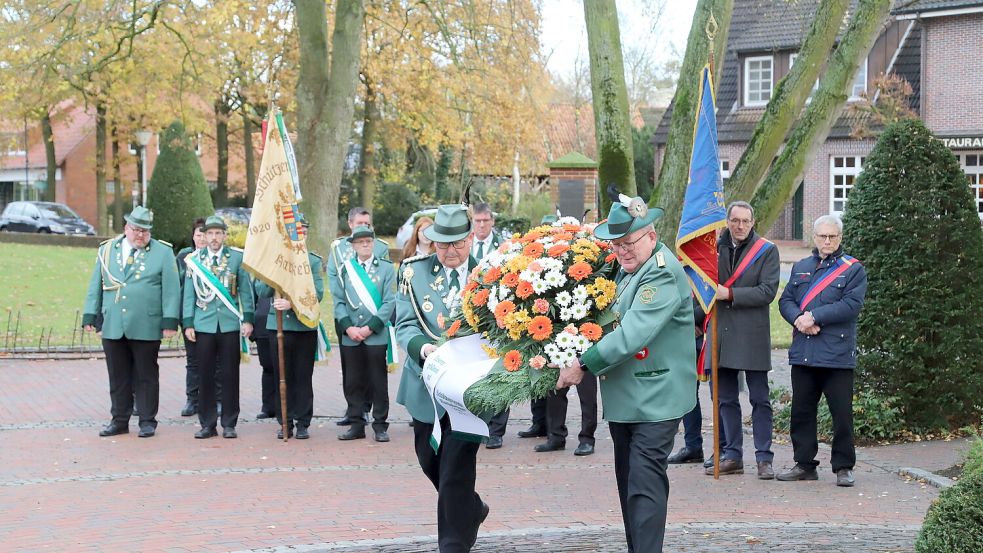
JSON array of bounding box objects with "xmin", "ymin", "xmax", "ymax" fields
[
  {"xmin": 842, "ymin": 119, "xmax": 983, "ymax": 432},
  {"xmin": 915, "ymin": 470, "xmax": 983, "ymax": 553},
  {"xmin": 146, "ymin": 121, "xmax": 214, "ymax": 250}
]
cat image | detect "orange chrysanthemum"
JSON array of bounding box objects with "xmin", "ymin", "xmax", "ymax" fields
[
  {"xmin": 605, "ymin": 252, "xmax": 617, "ymax": 263},
  {"xmin": 472, "ymin": 289, "xmax": 490, "ymax": 306},
  {"xmin": 446, "ymin": 319, "xmax": 462, "ymax": 337},
  {"xmin": 567, "ymin": 261, "xmax": 593, "ymax": 281},
  {"xmin": 521, "ymin": 230, "xmax": 544, "ymax": 243},
  {"xmin": 547, "ymin": 243, "xmax": 570, "ymax": 257},
  {"xmin": 483, "ymin": 267, "xmax": 503, "ymax": 284},
  {"xmin": 515, "ymin": 280, "xmax": 535, "ymax": 299},
  {"xmin": 527, "ymin": 316, "xmax": 554, "ymax": 341},
  {"xmin": 562, "ymin": 224, "xmax": 581, "ymax": 232},
  {"xmin": 503, "ymin": 350, "xmax": 523, "ymax": 372},
  {"xmin": 465, "ymin": 280, "xmax": 480, "ymax": 292},
  {"xmin": 494, "ymin": 300, "xmax": 516, "ymax": 321},
  {"xmin": 579, "ymin": 322, "xmax": 603, "ymax": 341},
  {"xmin": 553, "ymin": 232, "xmax": 574, "ymax": 241},
  {"xmin": 500, "ymin": 272, "xmax": 520, "ymax": 288},
  {"xmin": 523, "ymin": 242, "xmax": 545, "ymax": 257}
]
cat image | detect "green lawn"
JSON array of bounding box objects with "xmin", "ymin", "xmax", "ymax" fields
[{"xmin": 770, "ymin": 286, "xmax": 792, "ymax": 350}]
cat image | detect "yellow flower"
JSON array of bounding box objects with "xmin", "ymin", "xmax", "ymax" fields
[
  {"xmin": 588, "ymin": 278, "xmax": 617, "ymax": 309},
  {"xmin": 504, "ymin": 310, "xmax": 532, "ymax": 340},
  {"xmin": 505, "ymin": 254, "xmax": 534, "ymax": 273},
  {"xmin": 481, "ymin": 343, "xmax": 499, "ymax": 359}
]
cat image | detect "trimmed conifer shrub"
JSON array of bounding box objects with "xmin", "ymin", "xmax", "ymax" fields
[
  {"xmin": 915, "ymin": 471, "xmax": 983, "ymax": 553},
  {"xmin": 146, "ymin": 121, "xmax": 214, "ymax": 250},
  {"xmin": 842, "ymin": 118, "xmax": 983, "ymax": 432}
]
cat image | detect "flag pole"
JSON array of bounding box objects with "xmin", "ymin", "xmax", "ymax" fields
[
  {"xmin": 706, "ymin": 10, "xmax": 721, "ymax": 481},
  {"xmin": 276, "ymin": 298, "xmax": 288, "ymax": 442}
]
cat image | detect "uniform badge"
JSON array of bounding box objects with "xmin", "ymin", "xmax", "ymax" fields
[
  {"xmin": 422, "ymin": 299, "xmax": 434, "ymax": 313},
  {"xmin": 403, "ymin": 266, "xmax": 414, "ymax": 280},
  {"xmin": 639, "ymin": 285, "xmax": 657, "ymax": 304},
  {"xmin": 635, "ymin": 347, "xmax": 649, "ymax": 360},
  {"xmin": 655, "ymin": 251, "xmax": 666, "ymax": 268}
]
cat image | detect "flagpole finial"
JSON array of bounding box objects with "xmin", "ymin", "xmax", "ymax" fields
[{"xmin": 705, "ymin": 11, "xmax": 718, "ymax": 41}]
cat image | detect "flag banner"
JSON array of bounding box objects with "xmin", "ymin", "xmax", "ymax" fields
[
  {"xmin": 676, "ymin": 64, "xmax": 727, "ymax": 315},
  {"xmin": 242, "ymin": 107, "xmax": 320, "ymax": 329}
]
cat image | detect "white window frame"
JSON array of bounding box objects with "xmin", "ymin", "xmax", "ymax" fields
[
  {"xmin": 850, "ymin": 58, "xmax": 868, "ymax": 100},
  {"xmin": 720, "ymin": 160, "xmax": 731, "ymax": 180},
  {"xmin": 790, "ymin": 53, "xmax": 820, "ymax": 102},
  {"xmin": 957, "ymin": 151, "xmax": 983, "ymax": 221},
  {"xmin": 829, "ymin": 155, "xmax": 865, "ymax": 214},
  {"xmin": 744, "ymin": 55, "xmax": 774, "ymax": 107}
]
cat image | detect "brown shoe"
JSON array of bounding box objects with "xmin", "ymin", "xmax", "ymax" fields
[
  {"xmin": 757, "ymin": 461, "xmax": 775, "ymax": 480},
  {"xmin": 705, "ymin": 458, "xmax": 744, "ymax": 475}
]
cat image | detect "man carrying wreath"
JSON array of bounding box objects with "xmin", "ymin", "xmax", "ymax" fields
[{"xmin": 556, "ymin": 195, "xmax": 696, "ymax": 553}]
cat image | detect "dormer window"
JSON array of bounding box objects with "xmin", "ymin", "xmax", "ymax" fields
[
  {"xmin": 850, "ymin": 58, "xmax": 868, "ymax": 100},
  {"xmin": 744, "ymin": 56, "xmax": 774, "ymax": 106},
  {"xmin": 790, "ymin": 53, "xmax": 820, "ymax": 102}
]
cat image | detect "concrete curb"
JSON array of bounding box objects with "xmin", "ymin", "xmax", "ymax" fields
[{"xmin": 898, "ymin": 467, "xmax": 955, "ymax": 489}]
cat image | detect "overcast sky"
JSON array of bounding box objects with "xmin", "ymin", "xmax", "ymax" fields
[{"xmin": 539, "ymin": 0, "xmax": 698, "ymax": 78}]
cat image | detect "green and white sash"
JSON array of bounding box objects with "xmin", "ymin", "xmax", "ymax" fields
[
  {"xmin": 188, "ymin": 254, "xmax": 249, "ymax": 358},
  {"xmin": 315, "ymin": 321, "xmax": 331, "ymax": 362},
  {"xmin": 344, "ymin": 258, "xmax": 399, "ymax": 364}
]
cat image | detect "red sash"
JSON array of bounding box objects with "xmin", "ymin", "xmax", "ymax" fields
[{"xmin": 799, "ymin": 254, "xmax": 859, "ymax": 310}]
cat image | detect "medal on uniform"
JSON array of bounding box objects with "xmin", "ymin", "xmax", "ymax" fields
[{"xmin": 422, "ymin": 297, "xmax": 434, "ymax": 313}]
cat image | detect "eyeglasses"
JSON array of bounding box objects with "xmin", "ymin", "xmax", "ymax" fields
[
  {"xmin": 610, "ymin": 233, "xmax": 648, "ymax": 253},
  {"xmin": 728, "ymin": 218, "xmax": 753, "ymax": 226},
  {"xmin": 435, "ymin": 239, "xmax": 468, "ymax": 250},
  {"xmin": 815, "ymin": 233, "xmax": 841, "ymax": 242},
  {"xmin": 126, "ymin": 225, "xmax": 150, "ymax": 235}
]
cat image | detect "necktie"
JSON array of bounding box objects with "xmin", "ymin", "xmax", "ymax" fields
[
  {"xmin": 475, "ymin": 242, "xmax": 484, "ymax": 260},
  {"xmin": 449, "ymin": 269, "xmax": 460, "ymax": 292},
  {"xmin": 211, "ymin": 255, "xmax": 219, "ymax": 272},
  {"xmin": 124, "ymin": 249, "xmax": 136, "ymax": 274}
]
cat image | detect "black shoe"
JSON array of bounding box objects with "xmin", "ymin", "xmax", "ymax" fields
[
  {"xmin": 99, "ymin": 422, "xmax": 128, "ymax": 437},
  {"xmin": 295, "ymin": 426, "xmax": 310, "ymax": 440},
  {"xmin": 517, "ymin": 425, "xmax": 547, "ymax": 438},
  {"xmin": 836, "ymin": 468, "xmax": 855, "ymax": 487},
  {"xmin": 195, "ymin": 427, "xmax": 218, "ymax": 439},
  {"xmin": 706, "ymin": 458, "xmax": 744, "ymax": 475},
  {"xmin": 777, "ymin": 465, "xmax": 820, "ymax": 481},
  {"xmin": 180, "ymin": 400, "xmax": 197, "ymax": 417},
  {"xmin": 336, "ymin": 416, "xmax": 352, "ymax": 426},
  {"xmin": 256, "ymin": 412, "xmax": 275, "ymax": 420},
  {"xmin": 469, "ymin": 501, "xmax": 490, "ymax": 549},
  {"xmin": 138, "ymin": 425, "xmax": 156, "ymax": 438},
  {"xmin": 276, "ymin": 426, "xmax": 293, "ymax": 439},
  {"xmin": 668, "ymin": 446, "xmax": 705, "ymax": 464},
  {"xmin": 374, "ymin": 430, "xmax": 390, "ymax": 443},
  {"xmin": 485, "ymin": 436, "xmax": 503, "ymax": 449},
  {"xmin": 223, "ymin": 427, "xmax": 237, "ymax": 439},
  {"xmin": 574, "ymin": 442, "xmax": 595, "ymax": 456},
  {"xmin": 703, "ymin": 455, "xmax": 715, "ymax": 469},
  {"xmin": 338, "ymin": 427, "xmax": 366, "ymax": 440},
  {"xmin": 534, "ymin": 440, "xmax": 566, "ymax": 452}
]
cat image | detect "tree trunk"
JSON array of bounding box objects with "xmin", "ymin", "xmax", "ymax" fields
[
  {"xmin": 111, "ymin": 128, "xmax": 123, "ymax": 232},
  {"xmin": 752, "ymin": 0, "xmax": 891, "ymax": 231},
  {"xmin": 41, "ymin": 112, "xmax": 56, "ymax": 202},
  {"xmin": 727, "ymin": 0, "xmax": 849, "ymax": 202},
  {"xmin": 214, "ymin": 98, "xmax": 231, "ymax": 207},
  {"xmin": 584, "ymin": 0, "xmax": 636, "ymax": 214},
  {"xmin": 357, "ymin": 76, "xmax": 380, "ymax": 210},
  {"xmin": 95, "ymin": 102, "xmax": 108, "ymax": 235},
  {"xmin": 243, "ymin": 108, "xmax": 257, "ymax": 205},
  {"xmin": 651, "ymin": 0, "xmax": 732, "ymax": 240},
  {"xmin": 511, "ymin": 149, "xmax": 521, "ymax": 214},
  {"xmin": 296, "ymin": 0, "xmax": 365, "ymax": 253}
]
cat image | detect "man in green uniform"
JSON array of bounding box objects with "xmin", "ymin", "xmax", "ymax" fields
[
  {"xmin": 254, "ymin": 215, "xmax": 324, "ymax": 440},
  {"xmin": 557, "ymin": 196, "xmax": 697, "ymax": 553},
  {"xmin": 334, "ymin": 225, "xmax": 397, "ymax": 442},
  {"xmin": 83, "ymin": 206, "xmax": 181, "ymax": 438},
  {"xmin": 182, "ymin": 215, "xmax": 255, "ymax": 439},
  {"xmin": 175, "ymin": 217, "xmax": 207, "ymax": 417},
  {"xmin": 327, "ymin": 206, "xmax": 391, "ymax": 426},
  {"xmin": 396, "ymin": 204, "xmax": 488, "ymax": 551}
]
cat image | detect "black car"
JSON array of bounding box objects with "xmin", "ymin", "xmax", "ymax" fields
[{"xmin": 0, "ymin": 201, "xmax": 96, "ymax": 235}]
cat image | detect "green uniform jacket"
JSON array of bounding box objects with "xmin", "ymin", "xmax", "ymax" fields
[
  {"xmin": 181, "ymin": 246, "xmax": 255, "ymax": 333},
  {"xmin": 334, "ymin": 256, "xmax": 397, "ymax": 347},
  {"xmin": 579, "ymin": 242, "xmax": 697, "ymax": 423},
  {"xmin": 327, "ymin": 237, "xmax": 390, "ymax": 314},
  {"xmin": 395, "ymin": 253, "xmax": 476, "ymax": 423},
  {"xmin": 82, "ymin": 236, "xmax": 181, "ymax": 340},
  {"xmin": 254, "ymin": 253, "xmax": 324, "ymax": 332}
]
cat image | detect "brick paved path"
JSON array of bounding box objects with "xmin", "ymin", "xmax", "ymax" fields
[{"xmin": 0, "ymin": 355, "xmax": 937, "ymax": 552}]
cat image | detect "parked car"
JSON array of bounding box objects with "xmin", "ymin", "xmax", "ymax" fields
[
  {"xmin": 395, "ymin": 207, "xmax": 438, "ymax": 248},
  {"xmin": 215, "ymin": 207, "xmax": 251, "ymax": 227},
  {"xmin": 0, "ymin": 201, "xmax": 96, "ymax": 235}
]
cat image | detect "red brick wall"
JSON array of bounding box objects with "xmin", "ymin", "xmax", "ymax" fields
[
  {"xmin": 920, "ymin": 13, "xmax": 983, "ymax": 133},
  {"xmin": 549, "ymin": 168, "xmax": 599, "ymax": 222}
]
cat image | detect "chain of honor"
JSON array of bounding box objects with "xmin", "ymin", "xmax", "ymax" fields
[{"xmin": 192, "ymin": 248, "xmax": 236, "ymax": 309}]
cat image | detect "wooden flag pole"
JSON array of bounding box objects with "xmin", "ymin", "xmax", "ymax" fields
[
  {"xmin": 276, "ymin": 302, "xmax": 288, "ymax": 442},
  {"xmin": 711, "ymin": 306, "xmax": 721, "ymax": 479}
]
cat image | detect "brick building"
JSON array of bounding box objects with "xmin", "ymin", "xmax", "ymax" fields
[
  {"xmin": 0, "ymin": 101, "xmax": 251, "ymax": 228},
  {"xmin": 653, "ymin": 0, "xmax": 983, "ymax": 243}
]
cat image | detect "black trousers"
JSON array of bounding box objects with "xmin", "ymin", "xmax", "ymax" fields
[
  {"xmin": 790, "ymin": 365, "xmax": 856, "ymax": 472},
  {"xmin": 413, "ymin": 415, "xmax": 484, "ymax": 552},
  {"xmin": 545, "ymin": 372, "xmax": 598, "ymax": 445},
  {"xmin": 102, "ymin": 337, "xmax": 161, "ymax": 429},
  {"xmin": 183, "ymin": 334, "xmax": 199, "ymax": 402},
  {"xmin": 195, "ymin": 331, "xmax": 241, "ymax": 430},
  {"xmin": 486, "ymin": 408, "xmax": 510, "ymax": 439},
  {"xmin": 340, "ymin": 343, "xmax": 389, "ymax": 432},
  {"xmin": 255, "ymin": 332, "xmax": 277, "ymax": 415},
  {"xmin": 270, "ymin": 331, "xmax": 317, "ymax": 428},
  {"xmin": 610, "ymin": 419, "xmax": 678, "ymax": 553},
  {"xmin": 336, "ymin": 320, "xmax": 372, "ymax": 416},
  {"xmin": 529, "ymin": 397, "xmax": 547, "ymax": 429}
]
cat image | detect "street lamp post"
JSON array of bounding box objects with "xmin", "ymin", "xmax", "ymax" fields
[{"xmin": 135, "ymin": 130, "xmax": 153, "ymax": 206}]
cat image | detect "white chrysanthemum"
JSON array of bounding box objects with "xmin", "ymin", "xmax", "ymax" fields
[
  {"xmin": 572, "ymin": 285, "xmax": 589, "ymax": 301},
  {"xmin": 520, "ymin": 269, "xmax": 539, "ymax": 282},
  {"xmin": 544, "ymin": 343, "xmax": 560, "ymax": 357},
  {"xmin": 543, "ymin": 270, "xmax": 567, "ymax": 288},
  {"xmin": 574, "ymin": 335, "xmax": 592, "ymax": 352},
  {"xmin": 531, "ymin": 279, "xmax": 549, "ymax": 294},
  {"xmin": 507, "ymin": 242, "xmax": 522, "ymax": 253},
  {"xmin": 569, "ymin": 302, "xmax": 589, "ymax": 320},
  {"xmin": 555, "ymin": 332, "xmax": 574, "ymax": 348},
  {"xmin": 555, "ymin": 291, "xmax": 572, "ymax": 307},
  {"xmin": 560, "ymin": 307, "xmax": 575, "ymax": 321},
  {"xmin": 498, "ymin": 286, "xmax": 511, "ymax": 301},
  {"xmin": 557, "ymin": 216, "xmax": 580, "ymax": 225},
  {"xmin": 487, "ymin": 295, "xmax": 499, "ymax": 313},
  {"xmin": 540, "ymin": 258, "xmax": 563, "ymax": 271}
]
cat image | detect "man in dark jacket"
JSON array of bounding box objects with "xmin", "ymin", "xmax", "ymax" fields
[
  {"xmin": 777, "ymin": 214, "xmax": 867, "ymax": 487},
  {"xmin": 705, "ymin": 201, "xmax": 780, "ymax": 479}
]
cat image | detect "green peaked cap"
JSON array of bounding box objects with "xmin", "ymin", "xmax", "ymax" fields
[
  {"xmin": 593, "ymin": 196, "xmax": 664, "ymax": 240},
  {"xmin": 423, "ymin": 204, "xmax": 472, "ymax": 243},
  {"xmin": 124, "ymin": 206, "xmax": 154, "ymax": 229}
]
